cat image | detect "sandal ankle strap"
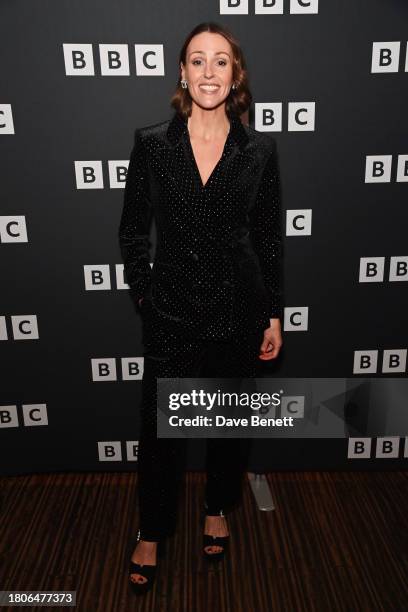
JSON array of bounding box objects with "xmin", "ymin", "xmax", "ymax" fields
[{"xmin": 203, "ymin": 534, "xmax": 230, "ymax": 547}]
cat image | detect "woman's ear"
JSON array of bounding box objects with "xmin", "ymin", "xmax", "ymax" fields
[{"xmin": 180, "ymin": 62, "xmax": 185, "ymax": 80}]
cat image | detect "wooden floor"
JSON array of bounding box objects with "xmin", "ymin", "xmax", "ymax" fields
[{"xmin": 0, "ymin": 471, "xmax": 407, "ymax": 612}]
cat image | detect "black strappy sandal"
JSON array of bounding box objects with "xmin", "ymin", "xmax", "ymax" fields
[
  {"xmin": 129, "ymin": 529, "xmax": 165, "ymax": 595},
  {"xmin": 203, "ymin": 513, "xmax": 230, "ymax": 562}
]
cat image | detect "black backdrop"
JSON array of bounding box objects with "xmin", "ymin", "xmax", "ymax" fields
[{"xmin": 1, "ymin": 0, "xmax": 407, "ymax": 475}]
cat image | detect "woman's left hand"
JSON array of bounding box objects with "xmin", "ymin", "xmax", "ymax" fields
[{"xmin": 259, "ymin": 318, "xmax": 283, "ymax": 360}]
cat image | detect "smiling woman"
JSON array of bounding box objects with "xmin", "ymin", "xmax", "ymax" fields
[
  {"xmin": 181, "ymin": 41, "xmax": 235, "ymax": 187},
  {"xmin": 119, "ymin": 20, "xmax": 284, "ymax": 595},
  {"xmin": 176, "ymin": 27, "xmax": 250, "ymax": 189},
  {"xmin": 172, "ymin": 22, "xmax": 253, "ymax": 117}
]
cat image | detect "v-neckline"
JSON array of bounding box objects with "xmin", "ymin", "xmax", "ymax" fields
[{"xmin": 184, "ymin": 119, "xmax": 232, "ymax": 190}]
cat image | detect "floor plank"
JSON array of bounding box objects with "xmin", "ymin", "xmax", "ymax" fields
[{"xmin": 0, "ymin": 471, "xmax": 407, "ymax": 611}]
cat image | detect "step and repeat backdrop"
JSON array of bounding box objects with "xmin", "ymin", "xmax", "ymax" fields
[{"xmin": 1, "ymin": 0, "xmax": 407, "ymax": 475}]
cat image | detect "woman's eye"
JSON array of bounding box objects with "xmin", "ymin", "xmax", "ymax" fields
[{"xmin": 191, "ymin": 59, "xmax": 228, "ymax": 66}]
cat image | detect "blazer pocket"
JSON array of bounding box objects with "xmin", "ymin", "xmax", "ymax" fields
[{"xmin": 151, "ymin": 262, "xmax": 187, "ymax": 320}]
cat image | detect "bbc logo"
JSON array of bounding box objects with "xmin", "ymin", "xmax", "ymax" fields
[{"xmin": 219, "ymin": 0, "xmax": 319, "ymax": 15}]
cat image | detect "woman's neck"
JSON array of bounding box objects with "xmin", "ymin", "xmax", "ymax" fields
[{"xmin": 187, "ymin": 105, "xmax": 230, "ymax": 142}]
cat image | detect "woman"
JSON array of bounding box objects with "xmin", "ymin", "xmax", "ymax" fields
[{"xmin": 119, "ymin": 21, "xmax": 283, "ymax": 594}]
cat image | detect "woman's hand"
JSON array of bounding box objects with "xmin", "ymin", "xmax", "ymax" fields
[{"xmin": 259, "ymin": 318, "xmax": 283, "ymax": 360}]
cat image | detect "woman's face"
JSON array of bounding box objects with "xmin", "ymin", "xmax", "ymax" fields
[{"xmin": 181, "ymin": 32, "xmax": 234, "ymax": 111}]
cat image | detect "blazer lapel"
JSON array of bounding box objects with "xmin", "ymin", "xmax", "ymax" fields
[
  {"xmin": 166, "ymin": 110, "xmax": 253, "ymax": 201},
  {"xmin": 149, "ymin": 110, "xmax": 255, "ymax": 243}
]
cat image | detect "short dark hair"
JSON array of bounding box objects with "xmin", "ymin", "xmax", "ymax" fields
[{"xmin": 170, "ymin": 21, "xmax": 253, "ymax": 119}]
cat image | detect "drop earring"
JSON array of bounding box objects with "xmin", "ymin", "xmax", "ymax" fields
[{"xmin": 181, "ymin": 79, "xmax": 188, "ymax": 89}]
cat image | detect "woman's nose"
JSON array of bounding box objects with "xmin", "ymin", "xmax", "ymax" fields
[{"xmin": 204, "ymin": 68, "xmax": 214, "ymax": 79}]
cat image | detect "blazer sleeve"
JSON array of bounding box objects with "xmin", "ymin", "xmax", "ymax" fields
[
  {"xmin": 248, "ymin": 139, "xmax": 284, "ymax": 321},
  {"xmin": 118, "ymin": 128, "xmax": 152, "ymax": 305}
]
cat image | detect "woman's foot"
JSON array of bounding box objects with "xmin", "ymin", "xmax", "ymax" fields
[
  {"xmin": 130, "ymin": 540, "xmax": 158, "ymax": 585},
  {"xmin": 204, "ymin": 515, "xmax": 229, "ymax": 554}
]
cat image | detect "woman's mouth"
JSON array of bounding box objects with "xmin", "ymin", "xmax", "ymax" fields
[{"xmin": 199, "ymin": 84, "xmax": 220, "ymax": 94}]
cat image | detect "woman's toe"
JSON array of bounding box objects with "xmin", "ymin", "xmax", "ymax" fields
[
  {"xmin": 205, "ymin": 545, "xmax": 222, "ymax": 553},
  {"xmin": 131, "ymin": 574, "xmax": 146, "ymax": 584}
]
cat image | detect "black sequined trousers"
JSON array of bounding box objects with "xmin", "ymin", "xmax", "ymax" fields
[{"xmin": 136, "ymin": 326, "xmax": 265, "ymax": 541}]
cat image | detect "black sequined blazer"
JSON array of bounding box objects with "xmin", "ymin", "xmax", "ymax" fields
[{"xmin": 118, "ymin": 110, "xmax": 283, "ymax": 348}]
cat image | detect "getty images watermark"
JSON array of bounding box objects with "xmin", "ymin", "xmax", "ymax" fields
[{"xmin": 156, "ymin": 377, "xmax": 408, "ymax": 438}]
